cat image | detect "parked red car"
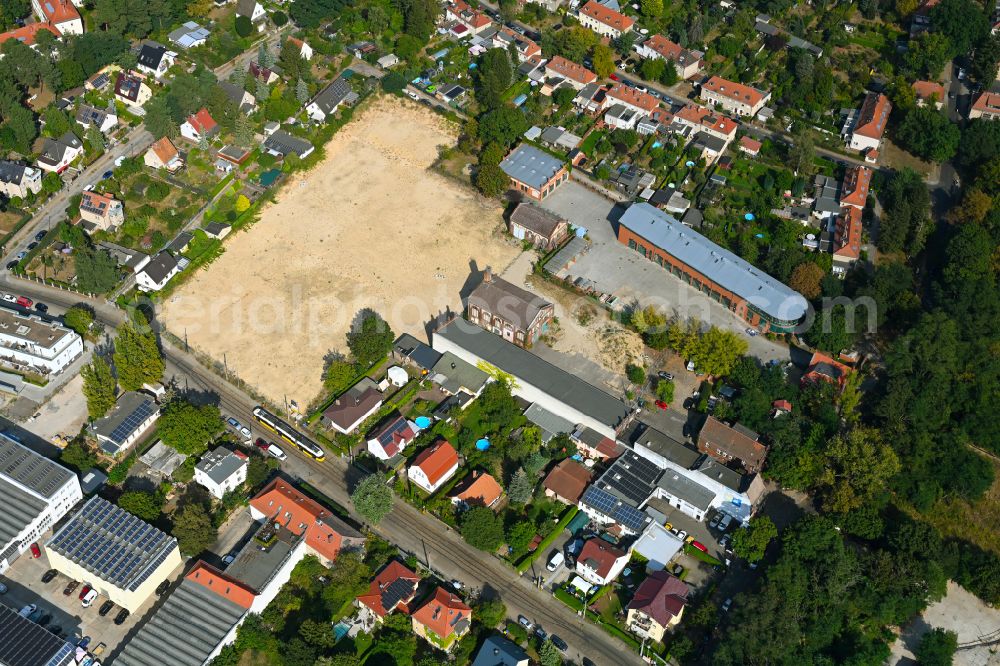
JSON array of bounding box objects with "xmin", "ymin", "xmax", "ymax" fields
[
  {"xmin": 15, "ymin": 296, "xmax": 32, "ymax": 308},
  {"xmin": 78, "ymin": 584, "xmax": 91, "ymax": 601},
  {"xmin": 655, "ymin": 400, "xmax": 668, "ymax": 410},
  {"xmin": 29, "ymin": 542, "xmax": 40, "ymax": 558},
  {"xmin": 254, "ymin": 438, "xmax": 270, "ymax": 452},
  {"xmin": 690, "ymin": 541, "xmax": 708, "ymax": 553}
]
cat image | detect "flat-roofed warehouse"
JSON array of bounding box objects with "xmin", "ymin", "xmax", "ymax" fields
[
  {"xmin": 616, "ymin": 203, "xmax": 808, "ymax": 332},
  {"xmin": 431, "ymin": 319, "xmax": 632, "ymax": 439},
  {"xmin": 45, "ymin": 496, "xmax": 182, "ymax": 612}
]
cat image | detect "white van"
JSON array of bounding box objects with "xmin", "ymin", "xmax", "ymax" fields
[
  {"xmin": 266, "ymin": 443, "xmax": 287, "ymax": 461},
  {"xmin": 546, "ymin": 551, "xmax": 565, "ymax": 572}
]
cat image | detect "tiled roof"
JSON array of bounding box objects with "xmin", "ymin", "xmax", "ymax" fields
[
  {"xmin": 149, "ymin": 137, "xmax": 179, "ymax": 164},
  {"xmin": 578, "ymin": 538, "xmax": 626, "ymax": 578},
  {"xmin": 972, "ymin": 91, "xmax": 1000, "ymax": 116},
  {"xmin": 911, "ymin": 80, "xmax": 945, "ymax": 103},
  {"xmin": 739, "ymin": 136, "xmax": 762, "ymax": 153},
  {"xmin": 370, "ymin": 412, "xmax": 417, "ymax": 457},
  {"xmin": 186, "ymin": 107, "xmax": 218, "ymax": 136},
  {"xmin": 674, "ymin": 104, "xmax": 738, "ymax": 137},
  {"xmin": 698, "ymin": 416, "xmax": 768, "ymax": 471},
  {"xmin": 642, "ymin": 34, "xmax": 700, "ymax": 67},
  {"xmin": 0, "ymin": 23, "xmax": 60, "ymax": 46},
  {"xmin": 356, "ymin": 560, "xmax": 420, "ymax": 617},
  {"xmin": 543, "ymin": 458, "xmax": 593, "ymax": 503},
  {"xmin": 412, "ymin": 586, "xmax": 472, "ymax": 638},
  {"xmin": 451, "ymin": 471, "xmax": 503, "ymax": 508},
  {"xmin": 833, "ymin": 206, "xmax": 862, "ymax": 259},
  {"xmin": 38, "ymin": 0, "xmax": 79, "ymax": 25},
  {"xmin": 702, "ymin": 76, "xmax": 767, "ymax": 107},
  {"xmin": 626, "ymin": 570, "xmax": 689, "ymax": 627},
  {"xmin": 853, "ymin": 92, "xmax": 891, "ymax": 139},
  {"xmin": 579, "ymin": 0, "xmax": 635, "ymax": 31},
  {"xmin": 839, "ymin": 165, "xmax": 871, "ymax": 208},
  {"xmin": 410, "ymin": 440, "xmax": 459, "ymax": 487},
  {"xmin": 185, "ymin": 561, "xmax": 255, "ymax": 609},
  {"xmin": 545, "ymin": 55, "xmax": 597, "ymax": 85},
  {"xmin": 607, "ymin": 83, "xmax": 660, "ymax": 113}
]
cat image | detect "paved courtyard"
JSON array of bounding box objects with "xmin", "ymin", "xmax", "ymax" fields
[{"xmin": 539, "ymin": 182, "xmax": 790, "ymax": 363}]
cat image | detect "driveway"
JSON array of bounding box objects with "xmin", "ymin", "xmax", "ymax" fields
[{"xmin": 539, "ymin": 182, "xmax": 790, "ymax": 364}]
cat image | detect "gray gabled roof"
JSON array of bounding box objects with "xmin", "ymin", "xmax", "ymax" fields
[
  {"xmin": 618, "ymin": 203, "xmax": 809, "ymax": 321},
  {"xmin": 656, "ymin": 469, "xmax": 716, "ymax": 511},
  {"xmin": 0, "ymin": 433, "xmax": 75, "ymax": 548},
  {"xmin": 91, "ymin": 391, "xmax": 157, "ymax": 454},
  {"xmin": 263, "ymin": 130, "xmax": 313, "ymax": 158},
  {"xmin": 309, "ymin": 77, "xmax": 351, "ymax": 115},
  {"xmin": 472, "ymin": 634, "xmax": 529, "ymax": 666},
  {"xmin": 114, "ymin": 577, "xmax": 246, "ymax": 666},
  {"xmin": 500, "ymin": 144, "xmax": 565, "ymax": 191},
  {"xmin": 0, "ymin": 159, "xmax": 28, "ymax": 185},
  {"xmin": 523, "ymin": 402, "xmax": 575, "ymax": 442},
  {"xmin": 195, "ymin": 446, "xmax": 246, "ymax": 484},
  {"xmin": 140, "ymin": 251, "xmax": 179, "ymax": 285}
]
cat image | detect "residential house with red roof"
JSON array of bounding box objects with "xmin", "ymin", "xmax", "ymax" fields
[
  {"xmin": 802, "ymin": 351, "xmax": 852, "ymax": 389},
  {"xmin": 249, "ymin": 479, "xmax": 364, "ymax": 565},
  {"xmin": 578, "ymin": 0, "xmax": 634, "ymax": 39},
  {"xmin": 78, "ymin": 190, "xmax": 124, "ymax": 232},
  {"xmin": 491, "ymin": 27, "xmax": 541, "ymax": 62},
  {"xmin": 635, "ymin": 34, "xmax": 703, "ymax": 79},
  {"xmin": 445, "ymin": 0, "xmax": 492, "ymax": 35},
  {"xmin": 144, "ymin": 137, "xmax": 183, "ymax": 172},
  {"xmin": 367, "ymin": 411, "xmax": 419, "ymax": 460},
  {"xmin": 544, "ymin": 55, "xmax": 598, "ymax": 91},
  {"xmin": 450, "ymin": 470, "xmax": 503, "ymax": 510},
  {"xmin": 32, "ymin": 0, "xmax": 81, "ymax": 35},
  {"xmin": 625, "ymin": 571, "xmax": 689, "ymax": 641},
  {"xmin": 699, "ymin": 76, "xmax": 771, "ymax": 117},
  {"xmin": 180, "ymin": 107, "xmax": 219, "ymax": 143},
  {"xmin": 848, "ymin": 92, "xmax": 891, "ymax": 154},
  {"xmin": 0, "ymin": 23, "xmax": 60, "ymax": 48},
  {"xmin": 839, "ymin": 165, "xmax": 871, "ymax": 209},
  {"xmin": 697, "ymin": 416, "xmax": 768, "ymax": 474},
  {"xmin": 407, "ymin": 440, "xmax": 460, "ymax": 493},
  {"xmin": 832, "ymin": 206, "xmax": 862, "ymax": 273},
  {"xmin": 604, "ymin": 83, "xmax": 660, "ymax": 117},
  {"xmin": 912, "ymin": 80, "xmax": 945, "ymax": 109},
  {"xmin": 969, "ymin": 91, "xmax": 1000, "ymax": 120},
  {"xmin": 286, "ymin": 36, "xmax": 313, "ymax": 61},
  {"xmin": 576, "ymin": 538, "xmax": 629, "ymax": 585},
  {"xmin": 543, "ymin": 458, "xmax": 593, "ymax": 505},
  {"xmin": 356, "ymin": 560, "xmax": 421, "ymax": 621},
  {"xmin": 571, "ymin": 425, "xmax": 622, "ymax": 461},
  {"xmin": 739, "ymin": 136, "xmax": 762, "ymax": 156},
  {"xmin": 411, "ymin": 587, "xmax": 472, "ymax": 650}
]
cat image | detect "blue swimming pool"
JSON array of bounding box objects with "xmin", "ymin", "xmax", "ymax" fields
[
  {"xmin": 476, "ymin": 438, "xmax": 490, "ymax": 451},
  {"xmin": 414, "ymin": 416, "xmax": 431, "ymax": 429},
  {"xmin": 333, "ymin": 622, "xmax": 350, "ymax": 643}
]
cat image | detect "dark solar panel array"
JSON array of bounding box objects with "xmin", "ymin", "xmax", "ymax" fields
[
  {"xmin": 91, "ymin": 72, "xmax": 110, "ymax": 89},
  {"xmin": 581, "ymin": 486, "xmax": 650, "ymax": 532},
  {"xmin": 48, "ymin": 497, "xmax": 174, "ymax": 589},
  {"xmin": 108, "ymin": 400, "xmax": 155, "ymax": 444},
  {"xmin": 379, "ymin": 578, "xmax": 415, "ymax": 611}
]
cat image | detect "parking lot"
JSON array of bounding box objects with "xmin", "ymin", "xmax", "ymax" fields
[
  {"xmin": 539, "ymin": 182, "xmax": 790, "ymax": 364},
  {"xmin": 0, "ymin": 540, "xmax": 183, "ymax": 655}
]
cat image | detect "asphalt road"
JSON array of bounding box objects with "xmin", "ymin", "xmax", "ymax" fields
[
  {"xmin": 1, "ymin": 125, "xmax": 154, "ymax": 266},
  {"xmin": 3, "ymin": 278, "xmax": 641, "ymax": 666}
]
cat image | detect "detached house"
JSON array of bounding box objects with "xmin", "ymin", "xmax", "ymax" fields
[
  {"xmin": 636, "ymin": 34, "xmax": 703, "ymax": 80},
  {"xmin": 92, "ymin": 391, "xmax": 159, "ymax": 456},
  {"xmin": 249, "ymin": 479, "xmax": 364, "ymax": 565},
  {"xmin": 32, "ymin": 0, "xmax": 81, "ymax": 35},
  {"xmin": 136, "ymin": 251, "xmax": 181, "ymax": 292},
  {"xmin": 235, "ymin": 0, "xmax": 266, "ymax": 28},
  {"xmin": 411, "ymin": 587, "xmax": 472, "ymax": 651},
  {"xmin": 36, "ymin": 132, "xmax": 82, "ymax": 173},
  {"xmin": 508, "ymin": 202, "xmax": 569, "ymax": 250},
  {"xmin": 180, "ymin": 107, "xmax": 219, "ymax": 142},
  {"xmin": 802, "ymin": 351, "xmax": 852, "ymax": 390},
  {"xmin": 320, "ymin": 377, "xmax": 382, "ymax": 434},
  {"xmin": 286, "ymin": 37, "xmax": 313, "ymax": 61},
  {"xmin": 544, "ymin": 55, "xmax": 597, "ymax": 91},
  {"xmin": 543, "ymin": 458, "xmax": 593, "ymax": 505},
  {"xmin": 605, "ymin": 83, "xmax": 660, "ymax": 117},
  {"xmin": 194, "ymin": 446, "xmax": 248, "ymax": 499},
  {"xmin": 144, "ymin": 137, "xmax": 183, "ymax": 172},
  {"xmin": 499, "ymin": 143, "xmax": 568, "ymax": 201},
  {"xmin": 697, "ymin": 416, "xmax": 768, "ymax": 473},
  {"xmin": 220, "ymin": 81, "xmax": 256, "ymax": 114},
  {"xmin": 578, "ymin": 0, "xmax": 634, "ymax": 39},
  {"xmin": 700, "ymin": 76, "xmax": 770, "ymax": 117},
  {"xmin": 576, "ymin": 538, "xmax": 630, "ymax": 586},
  {"xmin": 0, "ymin": 23, "xmax": 61, "ymax": 49},
  {"xmin": 625, "ymin": 571, "xmax": 689, "ymax": 641},
  {"xmin": 450, "ymin": 471, "xmax": 503, "ymax": 510},
  {"xmin": 466, "ymin": 269, "xmax": 554, "ymax": 347},
  {"xmin": 75, "ymin": 103, "xmax": 117, "ymax": 134},
  {"xmin": 114, "ymin": 73, "xmax": 152, "ymax": 110},
  {"xmin": 356, "ymin": 560, "xmax": 421, "ymax": 621},
  {"xmin": 912, "ymin": 80, "xmax": 945, "ymax": 109},
  {"xmin": 136, "ymin": 42, "xmax": 175, "ymax": 79},
  {"xmin": 306, "ymin": 78, "xmax": 353, "ymax": 123},
  {"xmin": 0, "ymin": 161, "xmax": 42, "ymax": 198},
  {"xmin": 78, "ymin": 190, "xmax": 125, "ymax": 232},
  {"xmin": 367, "ymin": 412, "xmax": 419, "ymax": 460},
  {"xmin": 408, "ymin": 440, "xmax": 460, "ymax": 494},
  {"xmin": 168, "ymin": 21, "xmax": 210, "ymax": 50},
  {"xmin": 847, "ymin": 92, "xmax": 891, "ymax": 155},
  {"xmin": 969, "ymin": 91, "xmax": 1000, "ymax": 120}
]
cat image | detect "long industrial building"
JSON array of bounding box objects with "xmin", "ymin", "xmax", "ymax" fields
[
  {"xmin": 616, "ymin": 203, "xmax": 809, "ymax": 333},
  {"xmin": 0, "ymin": 432, "xmax": 82, "ymax": 573}
]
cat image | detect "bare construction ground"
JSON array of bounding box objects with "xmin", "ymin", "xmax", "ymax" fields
[{"xmin": 162, "ymin": 96, "xmax": 521, "ymax": 406}]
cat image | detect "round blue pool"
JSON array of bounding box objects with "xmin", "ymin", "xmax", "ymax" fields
[
  {"xmin": 475, "ymin": 438, "xmax": 490, "ymax": 451},
  {"xmin": 414, "ymin": 416, "xmax": 431, "ymax": 429}
]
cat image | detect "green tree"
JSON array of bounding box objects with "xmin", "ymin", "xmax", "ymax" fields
[
  {"xmin": 476, "ymin": 163, "xmax": 509, "ymax": 197},
  {"xmin": 288, "ymin": 0, "xmax": 345, "ymax": 28},
  {"xmin": 878, "ymin": 168, "xmax": 931, "ymax": 255},
  {"xmin": 60, "ymin": 440, "xmax": 98, "ymax": 472},
  {"xmin": 298, "ymin": 618, "xmax": 336, "ymax": 648},
  {"xmin": 478, "ymin": 106, "xmax": 529, "ymax": 146},
  {"xmin": 74, "ymin": 246, "xmax": 120, "ymax": 294},
  {"xmin": 351, "ymin": 474, "xmax": 393, "ymax": 524},
  {"xmin": 640, "ymin": 0, "xmax": 662, "ymax": 17},
  {"xmin": 234, "ymin": 15, "xmax": 252, "ymax": 37},
  {"xmin": 506, "ymin": 520, "xmax": 536, "ymax": 552},
  {"xmin": 916, "ymin": 628, "xmax": 958, "ymax": 666},
  {"xmin": 270, "ymin": 10, "xmax": 287, "ymax": 26},
  {"xmin": 507, "ymin": 467, "xmax": 533, "ymax": 504},
  {"xmin": 592, "ymin": 43, "xmax": 616, "ymax": 78},
  {"xmin": 655, "ymin": 380, "xmax": 674, "ymax": 404},
  {"xmin": 789, "ymin": 261, "xmax": 825, "ymax": 299},
  {"xmin": 113, "ymin": 315, "xmax": 164, "ymax": 391},
  {"xmin": 460, "ymin": 506, "xmax": 504, "ymax": 551},
  {"xmin": 295, "ymin": 78, "xmax": 309, "ymax": 105},
  {"xmin": 117, "ymin": 490, "xmax": 163, "ymax": 521},
  {"xmin": 157, "ymin": 399, "xmax": 222, "ymax": 455},
  {"xmin": 539, "ymin": 640, "xmax": 563, "ymax": 666},
  {"xmin": 347, "ymin": 309, "xmax": 394, "ymax": 370},
  {"xmin": 473, "ymin": 598, "xmax": 507, "ymax": 628},
  {"xmin": 819, "ymin": 428, "xmax": 900, "ymax": 513},
  {"xmin": 42, "ymin": 106, "xmax": 71, "ymax": 137},
  {"xmin": 730, "ymin": 515, "xmax": 777, "ymax": 562},
  {"xmin": 323, "ymin": 357, "xmax": 356, "ymax": 392},
  {"xmin": 245, "ymin": 454, "xmax": 275, "ymax": 490},
  {"xmin": 897, "ymin": 107, "xmax": 961, "ymax": 162},
  {"xmin": 929, "ymin": 0, "xmax": 990, "ymax": 57},
  {"xmin": 904, "ymin": 32, "xmax": 953, "ymax": 77},
  {"xmin": 171, "ymin": 502, "xmax": 214, "ymax": 554},
  {"xmin": 476, "ymin": 49, "xmax": 513, "ymax": 110},
  {"xmin": 478, "ymin": 379, "xmax": 521, "ymax": 432},
  {"xmin": 641, "ymin": 57, "xmax": 666, "ymax": 82},
  {"xmin": 81, "ymin": 356, "xmax": 117, "ymax": 419},
  {"xmin": 381, "ymin": 71, "xmax": 407, "ymax": 93},
  {"xmin": 626, "ymin": 363, "xmax": 645, "ymax": 385}
]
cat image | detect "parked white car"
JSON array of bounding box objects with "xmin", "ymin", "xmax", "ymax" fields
[
  {"xmin": 266, "ymin": 443, "xmax": 287, "ymax": 461},
  {"xmin": 81, "ymin": 589, "xmax": 99, "ymax": 608}
]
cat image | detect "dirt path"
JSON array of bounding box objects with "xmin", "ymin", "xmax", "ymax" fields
[{"xmin": 162, "ymin": 96, "xmax": 521, "ymax": 407}]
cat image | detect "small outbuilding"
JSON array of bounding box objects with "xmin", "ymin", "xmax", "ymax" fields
[{"xmin": 387, "ymin": 366, "xmax": 408, "ymax": 387}]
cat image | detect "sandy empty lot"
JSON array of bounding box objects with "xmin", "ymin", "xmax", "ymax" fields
[{"xmin": 162, "ymin": 97, "xmax": 520, "ymax": 406}]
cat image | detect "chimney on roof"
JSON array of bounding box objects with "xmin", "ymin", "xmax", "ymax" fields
[{"xmin": 483, "ymin": 266, "xmax": 493, "ymax": 283}]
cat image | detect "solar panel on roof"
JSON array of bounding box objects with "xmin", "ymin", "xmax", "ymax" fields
[
  {"xmin": 108, "ymin": 401, "xmax": 155, "ymax": 444},
  {"xmin": 380, "ymin": 577, "xmax": 415, "ymax": 611}
]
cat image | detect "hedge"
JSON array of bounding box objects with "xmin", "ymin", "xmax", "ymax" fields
[{"xmin": 515, "ymin": 506, "xmax": 578, "ymax": 573}]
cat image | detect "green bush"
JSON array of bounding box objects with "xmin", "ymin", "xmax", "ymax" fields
[
  {"xmin": 235, "ymin": 15, "xmax": 253, "ymax": 37},
  {"xmin": 271, "ymin": 11, "xmax": 287, "ymax": 26}
]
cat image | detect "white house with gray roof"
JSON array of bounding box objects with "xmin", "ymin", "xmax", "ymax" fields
[
  {"xmin": 0, "ymin": 160, "xmax": 42, "ymax": 199},
  {"xmin": 305, "ymin": 78, "xmax": 353, "ymax": 122},
  {"xmin": 0, "ymin": 307, "xmax": 83, "ymax": 375},
  {"xmin": 136, "ymin": 251, "xmax": 181, "ymax": 292},
  {"xmin": 262, "ymin": 130, "xmax": 314, "ymax": 159},
  {"xmin": 92, "ymin": 391, "xmax": 159, "ymax": 456},
  {"xmin": 168, "ymin": 21, "xmax": 210, "ymax": 49},
  {"xmin": 75, "ymin": 103, "xmax": 118, "ymax": 134},
  {"xmin": 499, "ymin": 143, "xmax": 568, "ymax": 201},
  {"xmin": 195, "ymin": 447, "xmax": 248, "ymax": 499},
  {"xmin": 0, "ymin": 432, "xmax": 82, "ymax": 573}
]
